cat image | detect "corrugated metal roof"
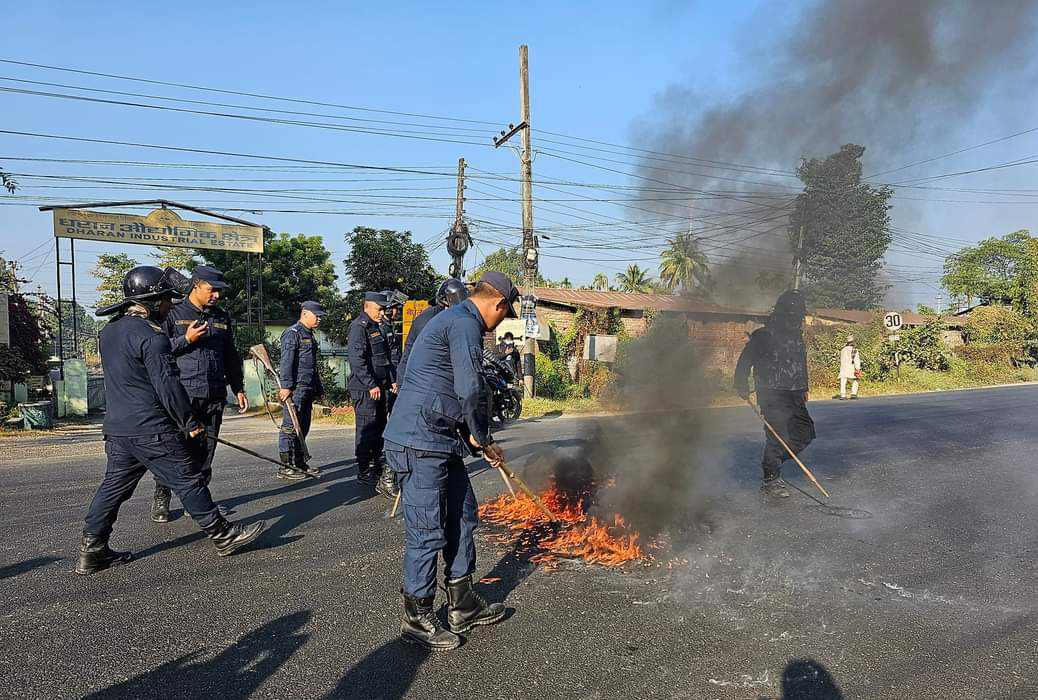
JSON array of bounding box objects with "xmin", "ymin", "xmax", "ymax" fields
[{"xmin": 532, "ymin": 287, "xmax": 768, "ymax": 317}]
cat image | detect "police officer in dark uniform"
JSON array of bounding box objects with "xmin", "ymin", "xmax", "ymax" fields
[
  {"xmin": 379, "ymin": 290, "xmax": 405, "ymax": 414},
  {"xmin": 397, "ymin": 278, "xmax": 469, "ymax": 385},
  {"xmin": 278, "ymin": 301, "xmax": 326, "ymax": 479},
  {"xmin": 75, "ymin": 266, "xmax": 265, "ymax": 575},
  {"xmin": 734, "ymin": 289, "xmax": 816, "ymax": 499},
  {"xmin": 151, "ymin": 265, "xmax": 246, "ymax": 522},
  {"xmin": 383, "ymin": 271, "xmax": 519, "ymax": 650},
  {"xmin": 347, "ymin": 292, "xmax": 395, "ymax": 496}
]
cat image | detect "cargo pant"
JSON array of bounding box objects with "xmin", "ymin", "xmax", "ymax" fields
[
  {"xmin": 155, "ymin": 397, "xmax": 224, "ymax": 500},
  {"xmin": 351, "ymin": 388, "xmax": 388, "ymax": 469},
  {"xmin": 384, "ymin": 442, "xmax": 478, "ymax": 598},
  {"xmin": 758, "ymin": 389, "xmax": 816, "ymax": 480},
  {"xmin": 278, "ymin": 387, "xmax": 314, "ymax": 459},
  {"xmin": 85, "ymin": 433, "xmax": 220, "ymax": 539}
]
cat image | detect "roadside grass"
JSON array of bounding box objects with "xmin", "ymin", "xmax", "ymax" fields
[
  {"xmin": 809, "ymin": 359, "xmax": 1038, "ymax": 399},
  {"xmin": 520, "ymin": 396, "xmax": 603, "ymax": 418}
]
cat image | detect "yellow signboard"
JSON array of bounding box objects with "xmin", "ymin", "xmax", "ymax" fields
[
  {"xmin": 402, "ymin": 300, "xmax": 430, "ymax": 344},
  {"xmin": 52, "ymin": 207, "xmax": 264, "ymax": 253}
]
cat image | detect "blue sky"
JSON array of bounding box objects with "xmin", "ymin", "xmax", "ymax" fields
[{"xmin": 1, "ymin": 1, "xmax": 1034, "ymax": 312}]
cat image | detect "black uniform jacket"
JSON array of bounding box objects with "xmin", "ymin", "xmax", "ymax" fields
[
  {"xmin": 163, "ymin": 299, "xmax": 244, "ymax": 400},
  {"xmin": 100, "ymin": 314, "xmax": 204, "ymax": 437}
]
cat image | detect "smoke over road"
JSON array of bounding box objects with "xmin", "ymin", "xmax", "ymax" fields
[{"xmin": 631, "ymin": 0, "xmax": 1038, "ymax": 307}]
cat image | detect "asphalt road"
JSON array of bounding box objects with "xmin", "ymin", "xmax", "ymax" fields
[{"xmin": 1, "ymin": 386, "xmax": 1036, "ymax": 699}]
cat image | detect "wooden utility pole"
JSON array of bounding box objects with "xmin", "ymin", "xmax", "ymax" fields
[
  {"xmin": 492, "ymin": 44, "xmax": 537, "ymax": 397},
  {"xmin": 447, "ymin": 157, "xmax": 470, "ymax": 278}
]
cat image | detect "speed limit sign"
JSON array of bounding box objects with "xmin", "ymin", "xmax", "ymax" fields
[{"xmin": 883, "ymin": 311, "xmax": 903, "ymax": 331}]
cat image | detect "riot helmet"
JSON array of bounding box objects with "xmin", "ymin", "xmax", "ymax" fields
[
  {"xmin": 435, "ymin": 278, "xmax": 470, "ymax": 308},
  {"xmin": 97, "ymin": 265, "xmax": 185, "ymax": 316}
]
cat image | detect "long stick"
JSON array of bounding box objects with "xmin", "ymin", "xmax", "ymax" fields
[
  {"xmin": 389, "ymin": 491, "xmax": 401, "ymax": 518},
  {"xmin": 212, "ymin": 435, "xmax": 292, "ymax": 469},
  {"xmin": 495, "ymin": 461, "xmax": 559, "ymax": 522},
  {"xmin": 747, "ymin": 399, "xmax": 830, "ymax": 498},
  {"xmin": 496, "ymin": 465, "xmax": 517, "ymax": 498},
  {"xmin": 250, "ymin": 343, "xmax": 311, "ymax": 462}
]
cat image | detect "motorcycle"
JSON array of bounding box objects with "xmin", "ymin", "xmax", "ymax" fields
[{"xmin": 483, "ymin": 350, "xmax": 522, "ymax": 423}]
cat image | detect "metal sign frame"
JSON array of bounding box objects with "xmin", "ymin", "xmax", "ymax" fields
[{"xmin": 39, "ymin": 199, "xmax": 269, "ymax": 378}]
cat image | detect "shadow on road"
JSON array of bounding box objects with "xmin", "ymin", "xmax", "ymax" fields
[
  {"xmin": 324, "ymin": 638, "xmax": 431, "ymax": 699},
  {"xmin": 759, "ymin": 658, "xmax": 844, "ymax": 700},
  {"xmin": 132, "ymin": 459, "xmax": 375, "ymax": 560},
  {"xmin": 85, "ymin": 610, "xmax": 311, "ymax": 699},
  {"xmin": 0, "ymin": 555, "xmax": 63, "ymax": 580}
]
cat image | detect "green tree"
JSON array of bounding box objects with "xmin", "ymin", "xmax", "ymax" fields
[
  {"xmin": 614, "ymin": 264, "xmax": 654, "ymax": 293},
  {"xmin": 153, "ymin": 246, "xmax": 199, "ymax": 271},
  {"xmin": 468, "ymin": 246, "xmax": 546, "ymax": 286},
  {"xmin": 659, "ymin": 232, "xmax": 710, "ymax": 296},
  {"xmin": 91, "ymin": 253, "xmax": 140, "ymax": 310},
  {"xmin": 961, "ymin": 305, "xmax": 1034, "ymax": 352},
  {"xmin": 789, "ymin": 144, "xmax": 893, "ymax": 309},
  {"xmin": 941, "ymin": 230, "xmax": 1038, "ymax": 313},
  {"xmin": 592, "ymin": 273, "xmax": 609, "ymax": 291},
  {"xmin": 199, "ymin": 231, "xmax": 339, "ymax": 321},
  {"xmin": 343, "ymin": 227, "xmax": 439, "ymax": 299}
]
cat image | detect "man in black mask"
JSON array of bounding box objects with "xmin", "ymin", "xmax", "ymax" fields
[{"xmin": 734, "ymin": 289, "xmax": 816, "ymax": 499}]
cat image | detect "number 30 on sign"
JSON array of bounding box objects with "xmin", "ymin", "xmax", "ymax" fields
[{"xmin": 883, "ymin": 312, "xmax": 903, "ymax": 331}]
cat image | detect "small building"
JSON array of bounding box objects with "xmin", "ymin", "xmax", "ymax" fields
[{"xmin": 530, "ymin": 288, "xmax": 770, "ymax": 373}]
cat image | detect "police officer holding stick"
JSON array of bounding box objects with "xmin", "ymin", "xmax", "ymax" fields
[
  {"xmin": 382, "ymin": 272, "xmax": 519, "ymax": 650},
  {"xmin": 152, "ymin": 265, "xmax": 246, "ymax": 522},
  {"xmin": 75, "ymin": 266, "xmax": 264, "ymax": 575},
  {"xmin": 347, "ymin": 292, "xmax": 395, "ymax": 496},
  {"xmin": 277, "ymin": 301, "xmax": 326, "ymax": 479}
]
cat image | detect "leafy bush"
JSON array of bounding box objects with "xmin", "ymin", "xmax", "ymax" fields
[
  {"xmin": 806, "ymin": 317, "xmax": 892, "ymax": 385},
  {"xmin": 952, "ymin": 344, "xmax": 1014, "ymax": 366},
  {"xmin": 897, "ymin": 314, "xmax": 950, "ymax": 371},
  {"xmin": 961, "ymin": 305, "xmax": 1033, "ymax": 356},
  {"xmin": 580, "ymin": 361, "xmax": 615, "ymax": 398},
  {"xmin": 534, "ymin": 353, "xmax": 574, "ymax": 399}
]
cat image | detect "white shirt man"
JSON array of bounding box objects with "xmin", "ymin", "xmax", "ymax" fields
[{"xmin": 839, "ymin": 336, "xmax": 862, "ymax": 400}]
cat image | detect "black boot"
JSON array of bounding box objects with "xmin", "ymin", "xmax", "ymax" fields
[
  {"xmin": 375, "ymin": 464, "xmax": 399, "ymax": 500},
  {"xmin": 277, "ymin": 452, "xmax": 307, "ymax": 481},
  {"xmin": 203, "ymin": 516, "xmax": 266, "ymax": 556},
  {"xmin": 151, "ymin": 485, "xmax": 172, "ymax": 523},
  {"xmin": 357, "ymin": 462, "xmax": 377, "ymax": 486},
  {"xmin": 401, "ymin": 592, "xmax": 461, "ymax": 650},
  {"xmin": 446, "ymin": 575, "xmax": 506, "ymax": 633},
  {"xmin": 296, "ymin": 448, "xmax": 320, "ymax": 477},
  {"xmin": 761, "ymin": 467, "xmax": 790, "ymax": 499},
  {"xmin": 75, "ymin": 533, "xmax": 131, "ymax": 576}
]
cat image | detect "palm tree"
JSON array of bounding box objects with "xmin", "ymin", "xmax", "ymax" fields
[
  {"xmin": 614, "ymin": 264, "xmax": 654, "ymax": 293},
  {"xmin": 592, "ymin": 273, "xmax": 609, "ymax": 291},
  {"xmin": 659, "ymin": 232, "xmax": 710, "ymax": 294}
]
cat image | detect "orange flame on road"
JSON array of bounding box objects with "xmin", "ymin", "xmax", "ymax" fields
[{"xmin": 479, "ymin": 483, "xmax": 645, "ymax": 568}]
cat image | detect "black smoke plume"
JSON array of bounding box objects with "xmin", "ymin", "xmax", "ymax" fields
[{"xmin": 631, "ymin": 0, "xmax": 1038, "ymax": 307}]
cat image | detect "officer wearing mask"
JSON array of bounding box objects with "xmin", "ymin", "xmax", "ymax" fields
[
  {"xmin": 151, "ymin": 265, "xmax": 246, "ymax": 523},
  {"xmin": 397, "ymin": 278, "xmax": 469, "ymax": 385},
  {"xmin": 278, "ymin": 301, "xmax": 326, "ymax": 479},
  {"xmin": 347, "ymin": 292, "xmax": 395, "ymax": 496},
  {"xmin": 495, "ymin": 332, "xmax": 521, "ymax": 378},
  {"xmin": 76, "ymin": 266, "xmax": 265, "ymax": 575},
  {"xmin": 734, "ymin": 289, "xmax": 816, "ymax": 499},
  {"xmin": 383, "ymin": 271, "xmax": 519, "ymax": 651}
]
